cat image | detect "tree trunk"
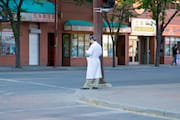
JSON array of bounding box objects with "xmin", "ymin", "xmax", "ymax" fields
[
  {"xmin": 112, "ymin": 40, "xmax": 116, "ymax": 67},
  {"xmin": 13, "ymin": 13, "xmax": 21, "ymax": 68},
  {"xmin": 155, "ymin": 32, "xmax": 161, "ymax": 67},
  {"xmin": 15, "ymin": 34, "xmax": 21, "ymax": 68}
]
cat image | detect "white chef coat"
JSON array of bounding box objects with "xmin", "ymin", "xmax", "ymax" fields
[{"xmin": 86, "ymin": 41, "xmax": 102, "ymax": 79}]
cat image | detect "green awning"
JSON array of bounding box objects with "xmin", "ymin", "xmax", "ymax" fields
[
  {"xmin": 103, "ymin": 22, "xmax": 131, "ymax": 33},
  {"xmin": 103, "ymin": 22, "xmax": 129, "ymax": 28},
  {"xmin": 8, "ymin": 0, "xmax": 55, "ymax": 14},
  {"xmin": 64, "ymin": 20, "xmax": 93, "ymax": 26},
  {"xmin": 64, "ymin": 20, "xmax": 130, "ymax": 33},
  {"xmin": 64, "ymin": 20, "xmax": 93, "ymax": 31}
]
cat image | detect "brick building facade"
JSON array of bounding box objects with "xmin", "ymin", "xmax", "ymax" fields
[{"xmin": 0, "ymin": 0, "xmax": 179, "ymax": 66}]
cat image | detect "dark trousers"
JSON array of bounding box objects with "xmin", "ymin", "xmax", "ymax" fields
[{"xmin": 171, "ymin": 55, "xmax": 177, "ymax": 65}]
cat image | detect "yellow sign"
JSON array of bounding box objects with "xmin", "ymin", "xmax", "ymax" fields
[{"xmin": 131, "ymin": 18, "xmax": 156, "ymax": 36}]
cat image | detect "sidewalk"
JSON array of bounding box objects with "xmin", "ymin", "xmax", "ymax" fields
[
  {"xmin": 0, "ymin": 64, "xmax": 179, "ymax": 72},
  {"xmin": 78, "ymin": 83, "xmax": 180, "ymax": 120}
]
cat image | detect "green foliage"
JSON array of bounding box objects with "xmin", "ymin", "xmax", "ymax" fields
[
  {"xmin": 140, "ymin": 0, "xmax": 178, "ymax": 20},
  {"xmin": 104, "ymin": 0, "xmax": 134, "ymax": 25}
]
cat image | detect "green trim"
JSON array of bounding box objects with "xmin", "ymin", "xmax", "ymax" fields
[
  {"xmin": 64, "ymin": 20, "xmax": 93, "ymax": 26},
  {"xmin": 64, "ymin": 20, "xmax": 129, "ymax": 28},
  {"xmin": 7, "ymin": 0, "xmax": 55, "ymax": 14},
  {"xmin": 103, "ymin": 22, "xmax": 129, "ymax": 28}
]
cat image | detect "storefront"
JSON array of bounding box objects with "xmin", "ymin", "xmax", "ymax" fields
[
  {"xmin": 0, "ymin": 0, "xmax": 55, "ymax": 66},
  {"xmin": 103, "ymin": 22, "xmax": 131, "ymax": 65},
  {"xmin": 130, "ymin": 18, "xmax": 156, "ymax": 65},
  {"xmin": 1, "ymin": 0, "xmax": 179, "ymax": 67},
  {"xmin": 62, "ymin": 19, "xmax": 131, "ymax": 66},
  {"xmin": 162, "ymin": 25, "xmax": 180, "ymax": 64},
  {"xmin": 62, "ymin": 20, "xmax": 93, "ymax": 66}
]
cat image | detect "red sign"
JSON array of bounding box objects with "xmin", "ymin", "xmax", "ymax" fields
[
  {"xmin": 163, "ymin": 25, "xmax": 180, "ymax": 37},
  {"xmin": 21, "ymin": 13, "xmax": 55, "ymax": 22}
]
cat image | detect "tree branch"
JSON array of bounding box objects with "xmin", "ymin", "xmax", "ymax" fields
[{"xmin": 162, "ymin": 10, "xmax": 179, "ymax": 32}]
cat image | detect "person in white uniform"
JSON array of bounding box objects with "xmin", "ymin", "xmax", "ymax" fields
[{"xmin": 82, "ymin": 35, "xmax": 102, "ymax": 89}]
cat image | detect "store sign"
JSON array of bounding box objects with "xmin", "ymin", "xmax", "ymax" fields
[
  {"xmin": 21, "ymin": 13, "xmax": 55, "ymax": 22},
  {"xmin": 131, "ymin": 18, "xmax": 156, "ymax": 36},
  {"xmin": 163, "ymin": 25, "xmax": 180, "ymax": 37}
]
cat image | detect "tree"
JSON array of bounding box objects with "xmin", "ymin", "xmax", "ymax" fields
[
  {"xmin": 102, "ymin": 0, "xmax": 134, "ymax": 67},
  {"xmin": 0, "ymin": 0, "xmax": 24, "ymax": 68},
  {"xmin": 140, "ymin": 0, "xmax": 180, "ymax": 67}
]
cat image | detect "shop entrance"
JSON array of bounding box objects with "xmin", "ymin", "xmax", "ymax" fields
[
  {"xmin": 139, "ymin": 36, "xmax": 152, "ymax": 64},
  {"xmin": 62, "ymin": 34, "xmax": 70, "ymax": 66},
  {"xmin": 129, "ymin": 36, "xmax": 140, "ymax": 64},
  {"xmin": 48, "ymin": 33, "xmax": 55, "ymax": 66},
  {"xmin": 29, "ymin": 33, "xmax": 39, "ymax": 65},
  {"xmin": 116, "ymin": 35, "xmax": 126, "ymax": 65}
]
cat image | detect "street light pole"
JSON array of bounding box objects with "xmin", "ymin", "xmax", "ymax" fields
[
  {"xmin": 54, "ymin": 0, "xmax": 58, "ymax": 67},
  {"xmin": 93, "ymin": 0, "xmax": 106, "ymax": 84},
  {"xmin": 93, "ymin": 0, "xmax": 113, "ymax": 87}
]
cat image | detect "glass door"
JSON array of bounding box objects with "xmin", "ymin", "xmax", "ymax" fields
[
  {"xmin": 62, "ymin": 34, "xmax": 70, "ymax": 66},
  {"xmin": 129, "ymin": 36, "xmax": 139, "ymax": 64}
]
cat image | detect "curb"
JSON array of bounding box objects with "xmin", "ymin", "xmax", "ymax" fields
[
  {"xmin": 80, "ymin": 97, "xmax": 180, "ymax": 120},
  {"xmin": 0, "ymin": 65, "xmax": 179, "ymax": 72}
]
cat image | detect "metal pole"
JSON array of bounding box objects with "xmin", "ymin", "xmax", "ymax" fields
[
  {"xmin": 54, "ymin": 0, "xmax": 58, "ymax": 67},
  {"xmin": 93, "ymin": 0, "xmax": 106, "ymax": 83}
]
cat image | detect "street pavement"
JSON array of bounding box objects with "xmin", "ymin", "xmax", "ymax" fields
[
  {"xmin": 0, "ymin": 65, "xmax": 180, "ymax": 120},
  {"xmin": 78, "ymin": 83, "xmax": 180, "ymax": 120}
]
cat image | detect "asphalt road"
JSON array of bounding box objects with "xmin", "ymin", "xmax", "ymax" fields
[{"xmin": 0, "ymin": 65, "xmax": 179, "ymax": 120}]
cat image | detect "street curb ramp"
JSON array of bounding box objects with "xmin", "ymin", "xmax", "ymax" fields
[{"xmin": 79, "ymin": 97, "xmax": 180, "ymax": 120}]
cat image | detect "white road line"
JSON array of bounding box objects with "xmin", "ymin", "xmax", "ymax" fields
[
  {"xmin": 0, "ymin": 78, "xmax": 21, "ymax": 83},
  {"xmin": 0, "ymin": 104, "xmax": 88, "ymax": 114},
  {"xmin": 0, "ymin": 78, "xmax": 75, "ymax": 91}
]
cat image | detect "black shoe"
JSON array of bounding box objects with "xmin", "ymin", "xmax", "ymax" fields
[
  {"xmin": 92, "ymin": 87, "xmax": 98, "ymax": 89},
  {"xmin": 81, "ymin": 87, "xmax": 90, "ymax": 90}
]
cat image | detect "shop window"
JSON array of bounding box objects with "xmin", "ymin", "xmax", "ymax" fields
[
  {"xmin": 165, "ymin": 37, "xmax": 180, "ymax": 56},
  {"xmin": 71, "ymin": 34, "xmax": 89, "ymax": 57},
  {"xmin": 103, "ymin": 35, "xmax": 113, "ymax": 57},
  {"xmin": 78, "ymin": 34, "xmax": 84, "ymax": 57},
  {"xmin": 0, "ymin": 29, "xmax": 15, "ymax": 56},
  {"xmin": 71, "ymin": 34, "xmax": 113, "ymax": 57}
]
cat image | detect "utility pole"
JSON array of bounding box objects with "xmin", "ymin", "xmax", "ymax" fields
[
  {"xmin": 93, "ymin": 0, "xmax": 114, "ymax": 87},
  {"xmin": 54, "ymin": 0, "xmax": 59, "ymax": 67},
  {"xmin": 93, "ymin": 0, "xmax": 106, "ymax": 84}
]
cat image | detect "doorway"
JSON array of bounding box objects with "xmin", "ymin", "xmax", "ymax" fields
[
  {"xmin": 139, "ymin": 36, "xmax": 152, "ymax": 64},
  {"xmin": 116, "ymin": 35, "xmax": 126, "ymax": 65},
  {"xmin": 62, "ymin": 34, "xmax": 70, "ymax": 66},
  {"xmin": 48, "ymin": 33, "xmax": 55, "ymax": 66},
  {"xmin": 129, "ymin": 36, "xmax": 140, "ymax": 64},
  {"xmin": 29, "ymin": 33, "xmax": 39, "ymax": 65}
]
